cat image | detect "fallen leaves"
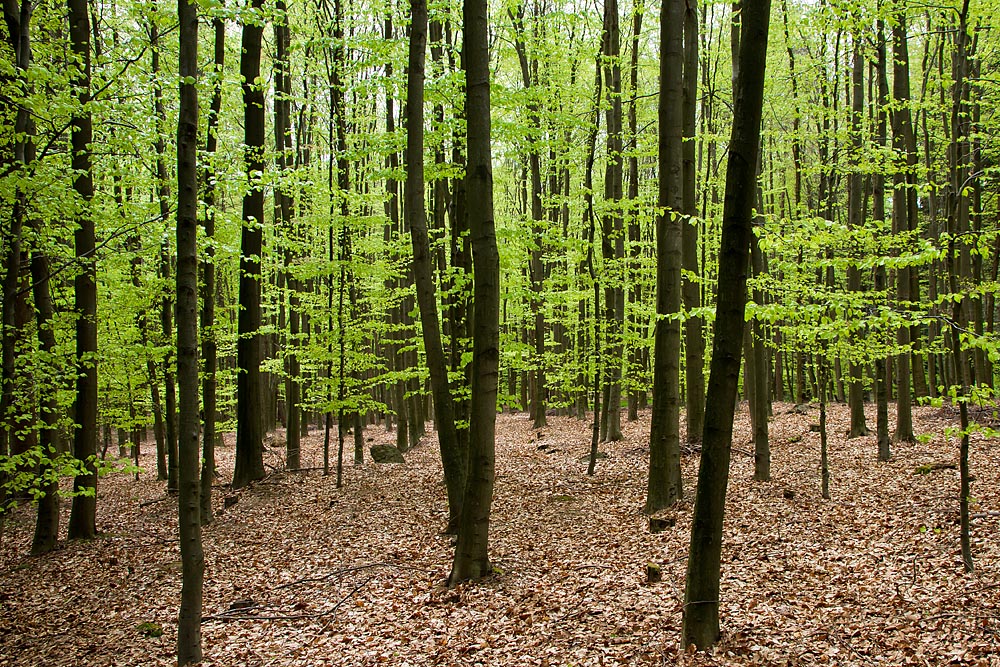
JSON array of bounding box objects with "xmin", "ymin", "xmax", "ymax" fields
[{"xmin": 0, "ymin": 402, "xmax": 998, "ymax": 666}]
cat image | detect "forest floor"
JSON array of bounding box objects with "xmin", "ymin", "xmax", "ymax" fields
[{"xmin": 1, "ymin": 402, "xmax": 999, "ymax": 666}]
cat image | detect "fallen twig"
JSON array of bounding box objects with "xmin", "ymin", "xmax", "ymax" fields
[{"xmin": 202, "ymin": 576, "xmax": 375, "ymax": 623}]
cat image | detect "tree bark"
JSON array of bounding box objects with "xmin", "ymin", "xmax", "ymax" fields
[
  {"xmin": 406, "ymin": 0, "xmax": 465, "ymax": 533},
  {"xmin": 646, "ymin": 0, "xmax": 684, "ymax": 514},
  {"xmin": 626, "ymin": 5, "xmax": 642, "ymax": 422},
  {"xmin": 600, "ymin": 0, "xmax": 625, "ymax": 443},
  {"xmin": 846, "ymin": 36, "xmax": 868, "ymax": 439},
  {"xmin": 150, "ymin": 14, "xmax": 179, "ymax": 493},
  {"xmin": 682, "ymin": 0, "xmax": 770, "ymax": 647},
  {"xmin": 890, "ymin": 16, "xmax": 915, "ymax": 444},
  {"xmin": 449, "ymin": 0, "xmax": 498, "ymax": 586},
  {"xmin": 199, "ymin": 6, "xmax": 225, "ymax": 524},
  {"xmin": 232, "ymin": 0, "xmax": 267, "ymax": 489},
  {"xmin": 682, "ymin": 0, "xmax": 705, "ymax": 444},
  {"xmin": 176, "ymin": 0, "xmax": 204, "ymax": 658},
  {"xmin": 749, "ymin": 232, "xmax": 769, "ymax": 482},
  {"xmin": 874, "ymin": 19, "xmax": 891, "ymax": 462},
  {"xmin": 273, "ymin": 0, "xmax": 300, "ymax": 471},
  {"xmin": 67, "ymin": 0, "xmax": 98, "ymax": 540}
]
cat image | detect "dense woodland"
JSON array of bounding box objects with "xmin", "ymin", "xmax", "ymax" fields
[{"xmin": 1, "ymin": 0, "xmax": 999, "ymax": 662}]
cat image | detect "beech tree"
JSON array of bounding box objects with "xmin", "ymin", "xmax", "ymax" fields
[
  {"xmin": 645, "ymin": 0, "xmax": 685, "ymax": 514},
  {"xmin": 682, "ymin": 0, "xmax": 771, "ymax": 646},
  {"xmin": 232, "ymin": 0, "xmax": 267, "ymax": 490},
  {"xmin": 175, "ymin": 0, "xmax": 203, "ymax": 659},
  {"xmin": 66, "ymin": 0, "xmax": 98, "ymax": 540},
  {"xmin": 406, "ymin": 0, "xmax": 465, "ymax": 532},
  {"xmin": 449, "ymin": 0, "xmax": 499, "ymax": 586}
]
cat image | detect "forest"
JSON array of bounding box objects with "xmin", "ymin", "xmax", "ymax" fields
[{"xmin": 1, "ymin": 0, "xmax": 999, "ymax": 662}]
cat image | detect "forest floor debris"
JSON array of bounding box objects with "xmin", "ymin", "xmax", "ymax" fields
[{"xmin": 1, "ymin": 402, "xmax": 998, "ymax": 666}]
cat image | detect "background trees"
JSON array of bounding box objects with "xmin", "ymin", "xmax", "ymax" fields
[{"xmin": 1, "ymin": 0, "xmax": 999, "ymax": 658}]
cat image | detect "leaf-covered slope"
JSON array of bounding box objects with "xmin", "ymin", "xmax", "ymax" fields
[{"xmin": 1, "ymin": 404, "xmax": 997, "ymax": 666}]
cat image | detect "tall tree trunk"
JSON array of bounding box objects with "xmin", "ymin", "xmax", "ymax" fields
[
  {"xmin": 273, "ymin": 0, "xmax": 299, "ymax": 470},
  {"xmin": 682, "ymin": 0, "xmax": 705, "ymax": 444},
  {"xmin": 600, "ymin": 0, "xmax": 625, "ymax": 442},
  {"xmin": 646, "ymin": 0, "xmax": 684, "ymax": 514},
  {"xmin": 3, "ymin": 0, "xmax": 60, "ymax": 553},
  {"xmin": 232, "ymin": 0, "xmax": 267, "ymax": 489},
  {"xmin": 150, "ymin": 13, "xmax": 179, "ymax": 492},
  {"xmin": 406, "ymin": 0, "xmax": 465, "ymax": 533},
  {"xmin": 749, "ymin": 232, "xmax": 769, "ymax": 481},
  {"xmin": 67, "ymin": 0, "xmax": 98, "ymax": 540},
  {"xmin": 176, "ymin": 0, "xmax": 204, "ymax": 658},
  {"xmin": 890, "ymin": 16, "xmax": 915, "ymax": 444},
  {"xmin": 510, "ymin": 6, "xmax": 548, "ymax": 430},
  {"xmin": 846, "ymin": 36, "xmax": 868, "ymax": 438},
  {"xmin": 947, "ymin": 0, "xmax": 974, "ymax": 573},
  {"xmin": 0, "ymin": 0, "xmax": 29, "ymax": 491},
  {"xmin": 780, "ymin": 0, "xmax": 806, "ymax": 404},
  {"xmin": 449, "ymin": 0, "xmax": 498, "ymax": 586},
  {"xmin": 874, "ymin": 19, "xmax": 891, "ymax": 462},
  {"xmin": 199, "ymin": 6, "xmax": 224, "ymax": 524},
  {"xmin": 30, "ymin": 246, "xmax": 61, "ymax": 554},
  {"xmin": 682, "ymin": 0, "xmax": 770, "ymax": 646},
  {"xmin": 626, "ymin": 4, "xmax": 643, "ymax": 421}
]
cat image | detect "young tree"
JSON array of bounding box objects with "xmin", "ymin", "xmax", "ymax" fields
[
  {"xmin": 682, "ymin": 0, "xmax": 771, "ymax": 647},
  {"xmin": 846, "ymin": 35, "xmax": 868, "ymax": 439},
  {"xmin": 682, "ymin": 0, "xmax": 705, "ymax": 444},
  {"xmin": 600, "ymin": 0, "xmax": 625, "ymax": 443},
  {"xmin": 199, "ymin": 4, "xmax": 225, "ymax": 524}
]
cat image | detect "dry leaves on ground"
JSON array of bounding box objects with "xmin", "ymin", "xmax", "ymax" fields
[{"xmin": 1, "ymin": 402, "xmax": 998, "ymax": 666}]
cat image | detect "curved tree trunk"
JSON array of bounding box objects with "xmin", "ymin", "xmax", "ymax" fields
[{"xmin": 406, "ymin": 0, "xmax": 465, "ymax": 533}]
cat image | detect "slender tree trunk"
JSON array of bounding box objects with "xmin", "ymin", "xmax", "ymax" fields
[
  {"xmin": 67, "ymin": 0, "xmax": 98, "ymax": 540},
  {"xmin": 749, "ymin": 233, "xmax": 769, "ymax": 481},
  {"xmin": 846, "ymin": 36, "xmax": 868, "ymax": 438},
  {"xmin": 646, "ymin": 0, "xmax": 684, "ymax": 514},
  {"xmin": 176, "ymin": 0, "xmax": 204, "ymax": 658},
  {"xmin": 273, "ymin": 0, "xmax": 300, "ymax": 470},
  {"xmin": 232, "ymin": 0, "xmax": 266, "ymax": 489},
  {"xmin": 947, "ymin": 0, "xmax": 973, "ymax": 573},
  {"xmin": 0, "ymin": 0, "xmax": 29, "ymax": 493},
  {"xmin": 449, "ymin": 0, "xmax": 498, "ymax": 586},
  {"xmin": 682, "ymin": 0, "xmax": 705, "ymax": 444},
  {"xmin": 890, "ymin": 17, "xmax": 915, "ymax": 444},
  {"xmin": 30, "ymin": 249, "xmax": 61, "ymax": 553},
  {"xmin": 199, "ymin": 7, "xmax": 224, "ymax": 523},
  {"xmin": 600, "ymin": 0, "xmax": 625, "ymax": 442},
  {"xmin": 626, "ymin": 4, "xmax": 643, "ymax": 422},
  {"xmin": 406, "ymin": 0, "xmax": 465, "ymax": 533},
  {"xmin": 874, "ymin": 20, "xmax": 891, "ymax": 462},
  {"xmin": 682, "ymin": 0, "xmax": 770, "ymax": 646}
]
